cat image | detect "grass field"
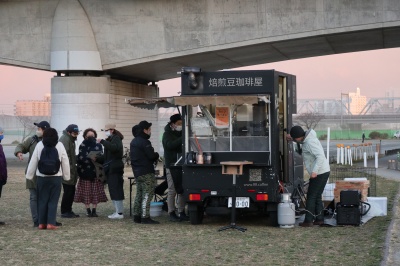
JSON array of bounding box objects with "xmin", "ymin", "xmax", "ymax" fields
[{"xmin": 0, "ymin": 162, "xmax": 398, "ymax": 266}]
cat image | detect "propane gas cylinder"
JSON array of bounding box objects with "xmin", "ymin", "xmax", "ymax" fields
[{"xmin": 278, "ymin": 193, "xmax": 295, "ymax": 228}]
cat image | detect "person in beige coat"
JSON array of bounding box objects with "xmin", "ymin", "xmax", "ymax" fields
[{"xmin": 26, "ymin": 128, "xmax": 70, "ymax": 230}]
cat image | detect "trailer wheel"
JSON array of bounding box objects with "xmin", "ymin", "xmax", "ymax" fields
[{"xmin": 189, "ymin": 206, "xmax": 204, "ymax": 225}]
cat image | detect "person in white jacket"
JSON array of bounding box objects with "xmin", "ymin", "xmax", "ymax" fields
[
  {"xmin": 26, "ymin": 128, "xmax": 70, "ymax": 230},
  {"xmin": 288, "ymin": 126, "xmax": 330, "ymax": 227}
]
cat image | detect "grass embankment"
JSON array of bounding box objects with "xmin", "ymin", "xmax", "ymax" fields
[{"xmin": 0, "ymin": 163, "xmax": 397, "ymax": 265}]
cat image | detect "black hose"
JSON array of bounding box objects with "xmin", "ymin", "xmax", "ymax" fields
[{"xmin": 360, "ymin": 201, "xmax": 371, "ymax": 216}]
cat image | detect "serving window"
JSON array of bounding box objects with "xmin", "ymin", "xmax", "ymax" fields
[{"xmin": 186, "ymin": 97, "xmax": 271, "ymax": 153}]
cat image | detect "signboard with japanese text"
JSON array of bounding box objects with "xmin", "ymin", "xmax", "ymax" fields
[{"xmin": 181, "ymin": 70, "xmax": 276, "ymax": 95}]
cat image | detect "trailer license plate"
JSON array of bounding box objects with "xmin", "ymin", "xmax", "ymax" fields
[{"xmin": 228, "ymin": 197, "xmax": 250, "ymax": 208}]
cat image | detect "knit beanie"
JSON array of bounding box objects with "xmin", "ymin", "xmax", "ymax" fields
[
  {"xmin": 170, "ymin": 114, "xmax": 182, "ymax": 123},
  {"xmin": 290, "ymin": 126, "xmax": 305, "ymax": 139}
]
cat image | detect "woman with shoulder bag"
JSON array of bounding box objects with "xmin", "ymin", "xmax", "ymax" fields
[{"xmin": 74, "ymin": 128, "xmax": 108, "ymax": 217}]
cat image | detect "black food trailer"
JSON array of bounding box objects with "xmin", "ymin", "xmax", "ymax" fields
[{"xmin": 127, "ymin": 69, "xmax": 304, "ymax": 226}]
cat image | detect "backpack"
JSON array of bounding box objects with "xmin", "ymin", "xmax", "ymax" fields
[{"xmin": 38, "ymin": 146, "xmax": 61, "ymax": 175}]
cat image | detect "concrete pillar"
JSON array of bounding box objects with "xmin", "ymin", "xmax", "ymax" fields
[{"xmin": 51, "ymin": 76, "xmax": 159, "ymax": 152}]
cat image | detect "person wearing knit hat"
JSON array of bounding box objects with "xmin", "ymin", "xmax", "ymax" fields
[
  {"xmin": 0, "ymin": 127, "xmax": 7, "ymax": 225},
  {"xmin": 162, "ymin": 113, "xmax": 189, "ymax": 222},
  {"xmin": 289, "ymin": 125, "xmax": 305, "ymax": 140},
  {"xmin": 288, "ymin": 125, "xmax": 330, "ymax": 227}
]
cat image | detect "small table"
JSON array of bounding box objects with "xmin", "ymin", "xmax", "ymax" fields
[
  {"xmin": 219, "ymin": 161, "xmax": 253, "ymax": 232},
  {"xmin": 128, "ymin": 177, "xmax": 136, "ymax": 217}
]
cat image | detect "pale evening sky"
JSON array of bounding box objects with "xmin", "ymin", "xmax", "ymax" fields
[{"xmin": 0, "ymin": 48, "xmax": 399, "ymax": 114}]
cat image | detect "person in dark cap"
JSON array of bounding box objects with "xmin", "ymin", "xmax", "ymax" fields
[
  {"xmin": 130, "ymin": 121, "xmax": 160, "ymax": 224},
  {"xmin": 0, "ymin": 127, "xmax": 7, "ymax": 225},
  {"xmin": 96, "ymin": 122, "xmax": 125, "ymax": 219},
  {"xmin": 14, "ymin": 120, "xmax": 61, "ymax": 227},
  {"xmin": 59, "ymin": 124, "xmax": 81, "ymax": 218},
  {"xmin": 162, "ymin": 113, "xmax": 189, "ymax": 222},
  {"xmin": 288, "ymin": 125, "xmax": 330, "ymax": 227}
]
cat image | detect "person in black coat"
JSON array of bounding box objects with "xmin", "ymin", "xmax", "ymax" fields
[
  {"xmin": 96, "ymin": 123, "xmax": 125, "ymax": 219},
  {"xmin": 0, "ymin": 127, "xmax": 7, "ymax": 225},
  {"xmin": 130, "ymin": 121, "xmax": 159, "ymax": 224}
]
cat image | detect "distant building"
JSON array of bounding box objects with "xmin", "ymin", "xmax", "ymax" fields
[
  {"xmin": 349, "ymin": 88, "xmax": 367, "ymax": 115},
  {"xmin": 15, "ymin": 94, "xmax": 51, "ymax": 116}
]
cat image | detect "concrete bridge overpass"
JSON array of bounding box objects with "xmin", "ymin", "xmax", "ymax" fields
[
  {"xmin": 1, "ymin": 0, "xmax": 400, "ymax": 149},
  {"xmin": 1, "ymin": 0, "xmax": 400, "ymax": 81}
]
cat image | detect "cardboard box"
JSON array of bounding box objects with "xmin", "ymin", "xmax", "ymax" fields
[{"xmin": 334, "ymin": 180, "xmax": 369, "ymax": 203}]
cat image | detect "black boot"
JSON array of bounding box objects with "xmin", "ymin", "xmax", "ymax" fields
[
  {"xmin": 179, "ymin": 212, "xmax": 190, "ymax": 221},
  {"xmin": 91, "ymin": 208, "xmax": 98, "ymax": 217},
  {"xmin": 86, "ymin": 208, "xmax": 92, "ymax": 217},
  {"xmin": 133, "ymin": 215, "xmax": 141, "ymax": 223},
  {"xmin": 169, "ymin": 212, "xmax": 181, "ymax": 222},
  {"xmin": 141, "ymin": 217, "xmax": 160, "ymax": 224}
]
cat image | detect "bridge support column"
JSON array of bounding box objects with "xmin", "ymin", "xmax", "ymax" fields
[{"xmin": 51, "ymin": 76, "xmax": 159, "ymax": 149}]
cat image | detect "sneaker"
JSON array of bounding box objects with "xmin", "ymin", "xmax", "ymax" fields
[
  {"xmin": 70, "ymin": 211, "xmax": 80, "ymax": 218},
  {"xmin": 169, "ymin": 212, "xmax": 181, "ymax": 222},
  {"xmin": 179, "ymin": 212, "xmax": 190, "ymax": 221},
  {"xmin": 38, "ymin": 224, "xmax": 47, "ymax": 229},
  {"xmin": 46, "ymin": 224, "xmax": 58, "ymax": 230},
  {"xmin": 141, "ymin": 218, "xmax": 160, "ymax": 224},
  {"xmin": 108, "ymin": 213, "xmax": 124, "ymax": 219},
  {"xmin": 61, "ymin": 212, "xmax": 79, "ymax": 218}
]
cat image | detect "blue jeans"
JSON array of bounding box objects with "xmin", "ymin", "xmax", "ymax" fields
[
  {"xmin": 37, "ymin": 176, "xmax": 62, "ymax": 225},
  {"xmin": 304, "ymin": 172, "xmax": 330, "ymax": 223}
]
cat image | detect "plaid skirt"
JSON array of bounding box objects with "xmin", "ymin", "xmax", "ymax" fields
[{"xmin": 74, "ymin": 178, "xmax": 108, "ymax": 205}]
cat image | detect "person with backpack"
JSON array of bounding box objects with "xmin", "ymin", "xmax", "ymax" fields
[
  {"xmin": 0, "ymin": 127, "xmax": 8, "ymax": 225},
  {"xmin": 26, "ymin": 128, "xmax": 70, "ymax": 229},
  {"xmin": 74, "ymin": 128, "xmax": 108, "ymax": 217},
  {"xmin": 130, "ymin": 121, "xmax": 160, "ymax": 224},
  {"xmin": 59, "ymin": 124, "xmax": 80, "ymax": 218},
  {"xmin": 14, "ymin": 121, "xmax": 62, "ymax": 227},
  {"xmin": 96, "ymin": 123, "xmax": 125, "ymax": 219}
]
